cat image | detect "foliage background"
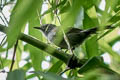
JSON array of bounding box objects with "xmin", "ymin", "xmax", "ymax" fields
[{"xmin": 0, "ymin": 0, "xmax": 120, "ymax": 80}]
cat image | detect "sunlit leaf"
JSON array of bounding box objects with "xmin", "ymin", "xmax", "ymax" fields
[
  {"xmin": 7, "ymin": 0, "xmax": 43, "ymax": 48},
  {"xmin": 31, "ymin": 71, "xmax": 70, "ymax": 80},
  {"xmin": 78, "ymin": 56, "xmax": 103, "ymax": 73},
  {"xmin": 28, "ymin": 9, "xmax": 44, "ymax": 71},
  {"xmin": 98, "ymin": 39, "xmax": 120, "ymax": 62},
  {"xmin": 83, "ymin": 10, "xmax": 99, "ymax": 58},
  {"xmin": 48, "ymin": 60, "xmax": 63, "ymax": 73}
]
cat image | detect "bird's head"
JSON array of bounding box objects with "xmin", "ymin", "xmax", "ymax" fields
[{"xmin": 34, "ymin": 24, "xmax": 56, "ymax": 36}]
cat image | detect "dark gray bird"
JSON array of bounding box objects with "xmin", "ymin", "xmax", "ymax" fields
[{"xmin": 34, "ymin": 24, "xmax": 113, "ymax": 49}]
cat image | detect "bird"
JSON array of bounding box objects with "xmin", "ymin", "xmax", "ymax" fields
[{"xmin": 34, "ymin": 24, "xmax": 113, "ymax": 50}]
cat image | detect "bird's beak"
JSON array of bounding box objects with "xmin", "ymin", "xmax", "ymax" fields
[{"xmin": 33, "ymin": 27, "xmax": 41, "ymax": 30}]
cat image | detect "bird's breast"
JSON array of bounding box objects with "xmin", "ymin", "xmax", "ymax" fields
[{"xmin": 47, "ymin": 28, "xmax": 57, "ymax": 41}]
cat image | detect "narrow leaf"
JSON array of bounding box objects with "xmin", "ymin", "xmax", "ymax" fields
[{"xmin": 7, "ymin": 0, "xmax": 42, "ymax": 48}]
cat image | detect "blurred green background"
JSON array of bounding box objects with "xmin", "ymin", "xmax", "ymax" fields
[{"xmin": 0, "ymin": 0, "xmax": 120, "ymax": 80}]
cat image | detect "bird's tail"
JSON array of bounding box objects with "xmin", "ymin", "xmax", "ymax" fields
[{"xmin": 84, "ymin": 26, "xmax": 115, "ymax": 34}]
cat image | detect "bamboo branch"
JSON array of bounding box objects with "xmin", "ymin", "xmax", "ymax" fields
[{"xmin": 0, "ymin": 24, "xmax": 70, "ymax": 63}]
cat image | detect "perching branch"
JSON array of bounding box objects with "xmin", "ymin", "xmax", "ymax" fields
[{"xmin": 0, "ymin": 24, "xmax": 70, "ymax": 63}]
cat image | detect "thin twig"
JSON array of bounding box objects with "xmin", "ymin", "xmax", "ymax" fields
[
  {"xmin": 37, "ymin": 9, "xmax": 42, "ymax": 25},
  {"xmin": 1, "ymin": 11, "xmax": 9, "ymax": 24},
  {"xmin": 55, "ymin": 9, "xmax": 73, "ymax": 55},
  {"xmin": 0, "ymin": 15, "xmax": 7, "ymax": 26},
  {"xmin": 0, "ymin": 56, "xmax": 4, "ymax": 69},
  {"xmin": 10, "ymin": 40, "xmax": 18, "ymax": 71},
  {"xmin": 59, "ymin": 67, "xmax": 70, "ymax": 75},
  {"xmin": 54, "ymin": 0, "xmax": 73, "ymax": 54},
  {"xmin": 1, "ymin": 37, "xmax": 7, "ymax": 47},
  {"xmin": 5, "ymin": 48, "xmax": 8, "ymax": 59},
  {"xmin": 0, "ymin": 35, "xmax": 6, "ymax": 46},
  {"xmin": 56, "ymin": 15, "xmax": 61, "ymax": 24}
]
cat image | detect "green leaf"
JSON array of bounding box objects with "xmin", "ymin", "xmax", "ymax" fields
[
  {"xmin": 26, "ymin": 74, "xmax": 36, "ymax": 79},
  {"xmin": 0, "ymin": 58, "xmax": 11, "ymax": 69},
  {"xmin": 85, "ymin": 35, "xmax": 99, "ymax": 58},
  {"xmin": 98, "ymin": 39, "xmax": 120, "ymax": 62},
  {"xmin": 96, "ymin": 29, "xmax": 114, "ymax": 41},
  {"xmin": 31, "ymin": 71, "xmax": 70, "ymax": 80},
  {"xmin": 15, "ymin": 41, "xmax": 23, "ymax": 68},
  {"xmin": 28, "ymin": 9, "xmax": 44, "ymax": 71},
  {"xmin": 108, "ymin": 11, "xmax": 120, "ymax": 24},
  {"xmin": 78, "ymin": 56, "xmax": 115, "ymax": 74},
  {"xmin": 82, "ymin": 0, "xmax": 101, "ymax": 10},
  {"xmin": 114, "ymin": 0, "xmax": 120, "ymax": 12},
  {"xmin": 7, "ymin": 0, "xmax": 43, "ymax": 48},
  {"xmin": 78, "ymin": 56, "xmax": 103, "ymax": 73},
  {"xmin": 0, "ymin": 46, "xmax": 6, "ymax": 52},
  {"xmin": 54, "ymin": 0, "xmax": 83, "ymax": 46},
  {"xmin": 78, "ymin": 68, "xmax": 119, "ymax": 80},
  {"xmin": 7, "ymin": 69, "xmax": 25, "ymax": 80},
  {"xmin": 48, "ymin": 60, "xmax": 63, "ymax": 73},
  {"xmin": 41, "ymin": 0, "xmax": 67, "ymax": 16},
  {"xmin": 99, "ymin": 27, "xmax": 120, "ymax": 43},
  {"xmin": 59, "ymin": 1, "xmax": 71, "ymax": 14},
  {"xmin": 28, "ymin": 45, "xmax": 43, "ymax": 71},
  {"xmin": 21, "ymin": 62, "xmax": 32, "ymax": 71},
  {"xmin": 105, "ymin": 0, "xmax": 119, "ymax": 12},
  {"xmin": 83, "ymin": 9, "xmax": 99, "ymax": 58}
]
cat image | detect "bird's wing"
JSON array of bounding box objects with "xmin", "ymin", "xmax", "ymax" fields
[
  {"xmin": 65, "ymin": 32, "xmax": 88, "ymax": 47},
  {"xmin": 67, "ymin": 28, "xmax": 83, "ymax": 34}
]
